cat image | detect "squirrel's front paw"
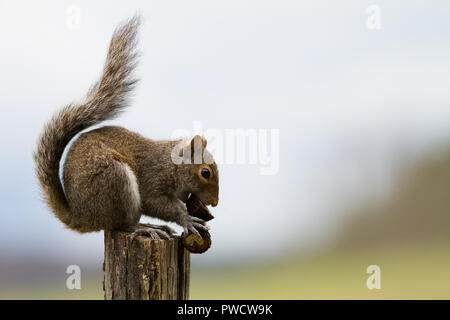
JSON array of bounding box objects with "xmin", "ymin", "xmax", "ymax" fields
[{"xmin": 180, "ymin": 215, "xmax": 209, "ymax": 237}]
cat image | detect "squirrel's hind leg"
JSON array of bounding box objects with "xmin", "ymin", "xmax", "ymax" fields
[{"xmin": 64, "ymin": 148, "xmax": 142, "ymax": 232}]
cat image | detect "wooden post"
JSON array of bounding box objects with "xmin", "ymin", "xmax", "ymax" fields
[{"xmin": 103, "ymin": 230, "xmax": 190, "ymax": 300}]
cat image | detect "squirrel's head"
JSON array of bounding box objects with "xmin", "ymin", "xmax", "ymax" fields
[{"xmin": 176, "ymin": 135, "xmax": 219, "ymax": 207}]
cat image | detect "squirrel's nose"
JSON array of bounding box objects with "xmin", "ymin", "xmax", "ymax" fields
[{"xmin": 212, "ymin": 198, "xmax": 218, "ymax": 207}]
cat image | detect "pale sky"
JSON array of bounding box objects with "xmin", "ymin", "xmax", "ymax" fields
[{"xmin": 1, "ymin": 0, "xmax": 450, "ymax": 266}]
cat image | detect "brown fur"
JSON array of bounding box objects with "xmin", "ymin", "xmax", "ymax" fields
[{"xmin": 34, "ymin": 16, "xmax": 219, "ymax": 233}]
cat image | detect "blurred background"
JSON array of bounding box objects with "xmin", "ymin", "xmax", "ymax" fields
[{"xmin": 1, "ymin": 0, "xmax": 450, "ymax": 299}]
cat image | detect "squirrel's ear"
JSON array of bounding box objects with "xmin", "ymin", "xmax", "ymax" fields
[
  {"xmin": 188, "ymin": 135, "xmax": 207, "ymax": 164},
  {"xmin": 178, "ymin": 135, "xmax": 207, "ymax": 163},
  {"xmin": 190, "ymin": 135, "xmax": 207, "ymax": 150}
]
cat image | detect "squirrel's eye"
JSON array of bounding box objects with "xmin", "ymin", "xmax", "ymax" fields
[{"xmin": 201, "ymin": 168, "xmax": 210, "ymax": 179}]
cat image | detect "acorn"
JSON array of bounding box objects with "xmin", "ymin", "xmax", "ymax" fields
[{"xmin": 182, "ymin": 194, "xmax": 214, "ymax": 253}]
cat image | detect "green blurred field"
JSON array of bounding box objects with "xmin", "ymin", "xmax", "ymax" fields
[
  {"xmin": 2, "ymin": 241, "xmax": 449, "ymax": 299},
  {"xmin": 191, "ymin": 241, "xmax": 450, "ymax": 299}
]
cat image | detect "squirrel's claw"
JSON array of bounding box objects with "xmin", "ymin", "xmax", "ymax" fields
[
  {"xmin": 130, "ymin": 227, "xmax": 171, "ymax": 241},
  {"xmin": 193, "ymin": 222, "xmax": 210, "ymax": 231},
  {"xmin": 185, "ymin": 226, "xmax": 201, "ymax": 237},
  {"xmin": 138, "ymin": 223, "xmax": 177, "ymax": 236},
  {"xmin": 180, "ymin": 214, "xmax": 208, "ymax": 237}
]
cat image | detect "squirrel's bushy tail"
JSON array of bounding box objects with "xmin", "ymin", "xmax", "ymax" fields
[{"xmin": 34, "ymin": 16, "xmax": 140, "ymax": 227}]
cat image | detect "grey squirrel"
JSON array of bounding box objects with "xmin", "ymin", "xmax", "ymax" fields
[{"xmin": 34, "ymin": 16, "xmax": 219, "ymax": 239}]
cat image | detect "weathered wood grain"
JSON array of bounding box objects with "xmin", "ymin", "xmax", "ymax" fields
[{"xmin": 103, "ymin": 230, "xmax": 190, "ymax": 300}]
